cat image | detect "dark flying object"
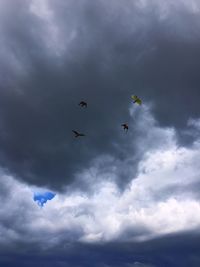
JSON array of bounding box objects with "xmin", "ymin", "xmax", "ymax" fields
[
  {"xmin": 79, "ymin": 101, "xmax": 87, "ymax": 108},
  {"xmin": 131, "ymin": 95, "xmax": 142, "ymax": 105},
  {"xmin": 121, "ymin": 123, "xmax": 129, "ymax": 132},
  {"xmin": 72, "ymin": 130, "xmax": 85, "ymax": 138}
]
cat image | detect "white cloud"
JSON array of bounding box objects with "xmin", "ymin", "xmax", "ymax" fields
[
  {"xmin": 29, "ymin": 0, "xmax": 67, "ymax": 56},
  {"xmin": 0, "ymin": 105, "xmax": 200, "ymax": 246},
  {"xmin": 29, "ymin": 0, "xmax": 79, "ymax": 58}
]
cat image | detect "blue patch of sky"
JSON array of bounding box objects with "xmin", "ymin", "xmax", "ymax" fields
[{"xmin": 33, "ymin": 191, "xmax": 56, "ymax": 207}]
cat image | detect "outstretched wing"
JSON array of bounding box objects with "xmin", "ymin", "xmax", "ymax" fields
[
  {"xmin": 136, "ymin": 98, "xmax": 142, "ymax": 105},
  {"xmin": 131, "ymin": 95, "xmax": 136, "ymax": 100},
  {"xmin": 72, "ymin": 130, "xmax": 79, "ymax": 135},
  {"xmin": 131, "ymin": 95, "xmax": 142, "ymax": 105},
  {"xmin": 79, "ymin": 101, "xmax": 87, "ymax": 106}
]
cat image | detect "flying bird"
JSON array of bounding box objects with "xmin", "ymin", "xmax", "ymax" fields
[
  {"xmin": 72, "ymin": 130, "xmax": 85, "ymax": 138},
  {"xmin": 121, "ymin": 123, "xmax": 128, "ymax": 132},
  {"xmin": 79, "ymin": 101, "xmax": 87, "ymax": 108},
  {"xmin": 131, "ymin": 95, "xmax": 142, "ymax": 105}
]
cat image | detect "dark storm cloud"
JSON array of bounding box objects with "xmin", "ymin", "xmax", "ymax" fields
[
  {"xmin": 0, "ymin": 0, "xmax": 200, "ymax": 190},
  {"xmin": 1, "ymin": 231, "xmax": 200, "ymax": 267}
]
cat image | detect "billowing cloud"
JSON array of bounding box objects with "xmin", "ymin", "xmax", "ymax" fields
[
  {"xmin": 1, "ymin": 1, "xmax": 200, "ymax": 266},
  {"xmin": 0, "ymin": 0, "xmax": 200, "ymax": 190},
  {"xmin": 0, "ymin": 107, "xmax": 200, "ymax": 248}
]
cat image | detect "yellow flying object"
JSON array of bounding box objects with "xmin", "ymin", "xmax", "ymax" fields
[{"xmin": 131, "ymin": 95, "xmax": 142, "ymax": 105}]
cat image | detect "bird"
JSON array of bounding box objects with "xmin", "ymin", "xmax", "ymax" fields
[
  {"xmin": 131, "ymin": 95, "xmax": 142, "ymax": 105},
  {"xmin": 121, "ymin": 123, "xmax": 128, "ymax": 132},
  {"xmin": 79, "ymin": 101, "xmax": 87, "ymax": 108},
  {"xmin": 72, "ymin": 130, "xmax": 85, "ymax": 138}
]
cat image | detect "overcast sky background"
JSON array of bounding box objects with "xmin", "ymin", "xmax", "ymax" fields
[{"xmin": 1, "ymin": 0, "xmax": 200, "ymax": 266}]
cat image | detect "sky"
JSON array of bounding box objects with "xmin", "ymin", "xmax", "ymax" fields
[{"xmin": 0, "ymin": 0, "xmax": 200, "ymax": 266}]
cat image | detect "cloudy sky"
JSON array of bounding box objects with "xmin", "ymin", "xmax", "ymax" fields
[{"xmin": 1, "ymin": 0, "xmax": 200, "ymax": 266}]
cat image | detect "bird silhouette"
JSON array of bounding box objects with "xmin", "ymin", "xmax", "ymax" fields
[
  {"xmin": 72, "ymin": 130, "xmax": 85, "ymax": 138},
  {"xmin": 79, "ymin": 101, "xmax": 87, "ymax": 108},
  {"xmin": 121, "ymin": 123, "xmax": 128, "ymax": 132},
  {"xmin": 131, "ymin": 95, "xmax": 142, "ymax": 105}
]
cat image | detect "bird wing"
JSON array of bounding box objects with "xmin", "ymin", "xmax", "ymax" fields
[
  {"xmin": 131, "ymin": 95, "xmax": 137, "ymax": 101},
  {"xmin": 136, "ymin": 98, "xmax": 142, "ymax": 105},
  {"xmin": 72, "ymin": 130, "xmax": 79, "ymax": 135},
  {"xmin": 131, "ymin": 95, "xmax": 142, "ymax": 105}
]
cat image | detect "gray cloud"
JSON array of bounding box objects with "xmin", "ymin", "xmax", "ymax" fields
[
  {"xmin": 1, "ymin": 231, "xmax": 200, "ymax": 266},
  {"xmin": 2, "ymin": 1, "xmax": 200, "ymax": 266},
  {"xmin": 0, "ymin": 0, "xmax": 200, "ymax": 190},
  {"xmin": 1, "ymin": 110, "xmax": 200, "ymax": 248},
  {"xmin": 0, "ymin": 109, "xmax": 200, "ymax": 266}
]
